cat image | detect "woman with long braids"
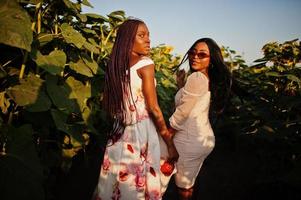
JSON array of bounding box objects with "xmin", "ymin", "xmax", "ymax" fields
[
  {"xmin": 92, "ymin": 19, "xmax": 178, "ymax": 200},
  {"xmin": 169, "ymin": 38, "xmax": 232, "ymax": 200}
]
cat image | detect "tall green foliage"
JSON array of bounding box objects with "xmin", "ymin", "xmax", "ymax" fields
[
  {"xmin": 223, "ymin": 39, "xmax": 301, "ymax": 136},
  {"xmin": 0, "ymin": 0, "xmax": 125, "ymax": 199},
  {"xmin": 0, "ymin": 1, "xmax": 181, "ymax": 199},
  {"xmin": 219, "ymin": 40, "xmax": 301, "ymax": 190}
]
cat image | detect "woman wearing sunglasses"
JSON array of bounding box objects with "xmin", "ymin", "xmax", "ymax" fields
[{"xmin": 168, "ymin": 38, "xmax": 232, "ymax": 200}]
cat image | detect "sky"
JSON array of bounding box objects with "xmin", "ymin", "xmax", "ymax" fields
[{"xmin": 82, "ymin": 0, "xmax": 301, "ymax": 65}]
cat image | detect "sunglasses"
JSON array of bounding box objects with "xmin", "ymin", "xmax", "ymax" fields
[{"xmin": 188, "ymin": 51, "xmax": 210, "ymax": 59}]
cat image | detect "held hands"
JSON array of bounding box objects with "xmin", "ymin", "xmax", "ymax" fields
[
  {"xmin": 167, "ymin": 126, "xmax": 176, "ymax": 137},
  {"xmin": 160, "ymin": 129, "xmax": 178, "ymax": 176},
  {"xmin": 167, "ymin": 142, "xmax": 179, "ymax": 164},
  {"xmin": 164, "ymin": 129, "xmax": 179, "ymax": 163}
]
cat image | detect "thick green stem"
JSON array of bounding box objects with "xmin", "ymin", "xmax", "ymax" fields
[
  {"xmin": 54, "ymin": 14, "xmax": 58, "ymax": 51},
  {"xmin": 32, "ymin": 3, "xmax": 42, "ymax": 32},
  {"xmin": 31, "ymin": 21, "xmax": 36, "ymax": 31},
  {"xmin": 100, "ymin": 25, "xmax": 104, "ymax": 52},
  {"xmin": 55, "ymin": 14, "xmax": 58, "ymax": 35},
  {"xmin": 37, "ymin": 5, "xmax": 41, "ymax": 34},
  {"xmin": 8, "ymin": 107, "xmax": 13, "ymax": 125},
  {"xmin": 104, "ymin": 29, "xmax": 114, "ymax": 46},
  {"xmin": 36, "ymin": 3, "xmax": 42, "ymax": 74},
  {"xmin": 19, "ymin": 51, "xmax": 28, "ymax": 79}
]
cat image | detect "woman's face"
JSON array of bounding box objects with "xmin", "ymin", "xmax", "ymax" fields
[
  {"xmin": 188, "ymin": 42, "xmax": 210, "ymax": 73},
  {"xmin": 132, "ymin": 23, "xmax": 151, "ymax": 56}
]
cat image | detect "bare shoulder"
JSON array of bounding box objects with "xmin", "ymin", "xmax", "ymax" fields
[
  {"xmin": 136, "ymin": 57, "xmax": 155, "ymax": 77},
  {"xmin": 137, "ymin": 63, "xmax": 155, "ymax": 78}
]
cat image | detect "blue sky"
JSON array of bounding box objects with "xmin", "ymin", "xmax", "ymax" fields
[{"xmin": 82, "ymin": 0, "xmax": 301, "ymax": 64}]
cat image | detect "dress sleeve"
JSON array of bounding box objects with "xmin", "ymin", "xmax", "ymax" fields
[
  {"xmin": 131, "ymin": 57, "xmax": 154, "ymax": 70},
  {"xmin": 169, "ymin": 72, "xmax": 209, "ymax": 130}
]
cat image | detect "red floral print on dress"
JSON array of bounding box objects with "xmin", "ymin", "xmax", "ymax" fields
[
  {"xmin": 133, "ymin": 165, "xmax": 146, "ymax": 192},
  {"xmin": 119, "ymin": 163, "xmax": 129, "ymax": 182},
  {"xmin": 146, "ymin": 189, "xmax": 161, "ymax": 200},
  {"xmin": 102, "ymin": 150, "xmax": 110, "ymax": 174},
  {"xmin": 119, "ymin": 171, "xmax": 129, "ymax": 182},
  {"xmin": 134, "ymin": 89, "xmax": 149, "ymax": 121},
  {"xmin": 129, "ymin": 104, "xmax": 136, "ymax": 112},
  {"xmin": 149, "ymin": 167, "xmax": 156, "ymax": 177},
  {"xmin": 111, "ymin": 182, "xmax": 121, "ymax": 200},
  {"xmin": 140, "ymin": 143, "xmax": 157, "ymax": 178},
  {"xmin": 140, "ymin": 143, "xmax": 148, "ymax": 160},
  {"xmin": 127, "ymin": 144, "xmax": 134, "ymax": 153}
]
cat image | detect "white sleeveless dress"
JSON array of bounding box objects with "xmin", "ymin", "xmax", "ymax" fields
[
  {"xmin": 92, "ymin": 57, "xmax": 173, "ymax": 200},
  {"xmin": 169, "ymin": 71, "xmax": 215, "ymax": 189}
]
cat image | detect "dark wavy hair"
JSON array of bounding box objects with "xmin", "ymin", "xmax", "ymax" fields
[
  {"xmin": 103, "ymin": 19, "xmax": 145, "ymax": 142},
  {"xmin": 178, "ymin": 38, "xmax": 232, "ymax": 124}
]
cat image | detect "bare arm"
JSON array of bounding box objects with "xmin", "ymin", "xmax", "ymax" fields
[
  {"xmin": 138, "ymin": 64, "xmax": 178, "ymax": 162},
  {"xmin": 138, "ymin": 64, "xmax": 173, "ymax": 143}
]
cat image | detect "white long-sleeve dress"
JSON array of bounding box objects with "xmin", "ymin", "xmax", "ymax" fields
[{"xmin": 169, "ymin": 71, "xmax": 215, "ymax": 189}]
